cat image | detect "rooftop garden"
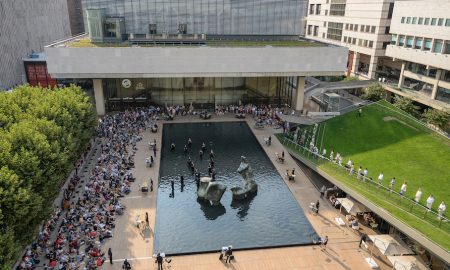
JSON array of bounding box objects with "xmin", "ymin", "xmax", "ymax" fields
[
  {"xmin": 66, "ymin": 37, "xmax": 321, "ymax": 48},
  {"xmin": 276, "ymin": 100, "xmax": 450, "ymax": 251}
]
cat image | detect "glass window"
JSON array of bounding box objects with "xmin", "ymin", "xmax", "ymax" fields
[
  {"xmin": 431, "ymin": 18, "xmax": 437, "ymax": 25},
  {"xmin": 349, "ymin": 24, "xmax": 353, "ymax": 31},
  {"xmin": 309, "ymin": 4, "xmax": 314, "ymax": 15},
  {"xmin": 398, "ymin": 35, "xmax": 405, "ymax": 46},
  {"xmin": 371, "ymin": 26, "xmax": 376, "ymax": 33},
  {"xmin": 412, "ymin": 17, "xmax": 417, "ymax": 24},
  {"xmin": 406, "ymin": 17, "xmax": 411, "ymax": 24},
  {"xmin": 406, "ymin": 36, "xmax": 414, "ymax": 48},
  {"xmin": 314, "ymin": 26, "xmax": 319, "ymax": 36},
  {"xmin": 149, "ymin": 24, "xmax": 157, "ymax": 34},
  {"xmin": 325, "ymin": 10, "xmax": 328, "ymax": 16},
  {"xmin": 444, "ymin": 41, "xmax": 450, "ymax": 54},
  {"xmin": 352, "ymin": 38, "xmax": 356, "ymax": 45},
  {"xmin": 424, "ymin": 39, "xmax": 432, "ymax": 51},
  {"xmin": 436, "ymin": 87, "xmax": 450, "ymax": 103},
  {"xmin": 438, "ymin": 18, "xmax": 444, "ymax": 26},
  {"xmin": 446, "ymin": 19, "xmax": 450, "ymax": 26},
  {"xmin": 424, "ymin": 18, "xmax": 430, "ymax": 25},
  {"xmin": 415, "ymin": 37, "xmax": 423, "ymax": 49},
  {"xmin": 369, "ymin": 41, "xmax": 374, "ymax": 48},
  {"xmin": 401, "ymin": 17, "xmax": 405, "ymax": 23},
  {"xmin": 343, "ymin": 36, "xmax": 347, "ymax": 43},
  {"xmin": 363, "ymin": 40, "xmax": 368, "ymax": 47},
  {"xmin": 418, "ymin": 17, "xmax": 423, "ymax": 24},
  {"xmin": 433, "ymin": 39, "xmax": 443, "ymax": 53},
  {"xmin": 316, "ymin": 4, "xmax": 321, "ymax": 15},
  {"xmin": 385, "ymin": 26, "xmax": 390, "ymax": 34},
  {"xmin": 366, "ymin": 25, "xmax": 370, "ymax": 32},
  {"xmin": 324, "ymin": 22, "xmax": 327, "ymax": 27},
  {"xmin": 345, "ymin": 24, "xmax": 349, "ymax": 30},
  {"xmin": 355, "ymin": 24, "xmax": 358, "ymax": 31},
  {"xmin": 391, "ymin": 34, "xmax": 397, "ymax": 45},
  {"xmin": 307, "ymin": 25, "xmax": 312, "ymax": 35}
]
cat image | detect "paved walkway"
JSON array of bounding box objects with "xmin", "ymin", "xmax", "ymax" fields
[{"xmin": 101, "ymin": 114, "xmax": 391, "ymax": 270}]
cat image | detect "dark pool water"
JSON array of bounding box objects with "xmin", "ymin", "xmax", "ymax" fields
[{"xmin": 154, "ymin": 121, "xmax": 317, "ymax": 255}]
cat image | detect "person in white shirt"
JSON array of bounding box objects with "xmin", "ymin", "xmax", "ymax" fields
[
  {"xmin": 438, "ymin": 202, "xmax": 446, "ymax": 220},
  {"xmin": 377, "ymin": 173, "xmax": 384, "ymax": 185},
  {"xmin": 362, "ymin": 168, "xmax": 368, "ymax": 182},
  {"xmin": 357, "ymin": 167, "xmax": 362, "ymax": 180},
  {"xmin": 426, "ymin": 195, "xmax": 435, "ymax": 211},
  {"xmin": 389, "ymin": 177, "xmax": 396, "ymax": 192},
  {"xmin": 399, "ymin": 182, "xmax": 407, "ymax": 196},
  {"xmin": 414, "ymin": 188, "xmax": 422, "ymax": 203}
]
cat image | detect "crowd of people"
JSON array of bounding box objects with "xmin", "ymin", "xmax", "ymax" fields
[{"xmin": 17, "ymin": 108, "xmax": 159, "ymax": 270}]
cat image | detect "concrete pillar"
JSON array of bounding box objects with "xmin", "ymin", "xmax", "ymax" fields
[
  {"xmin": 398, "ymin": 62, "xmax": 406, "ymax": 88},
  {"xmin": 368, "ymin": 56, "xmax": 379, "ymax": 79},
  {"xmin": 431, "ymin": 69, "xmax": 442, "ymax": 99},
  {"xmin": 93, "ymin": 79, "xmax": 106, "ymax": 116},
  {"xmin": 294, "ymin": 76, "xmax": 305, "ymax": 111},
  {"xmin": 351, "ymin": 52, "xmax": 360, "ymax": 76}
]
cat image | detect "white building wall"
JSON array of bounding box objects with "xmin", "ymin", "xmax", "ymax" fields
[{"xmin": 0, "ymin": 0, "xmax": 71, "ymax": 89}]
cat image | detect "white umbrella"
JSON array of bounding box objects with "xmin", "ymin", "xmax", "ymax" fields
[
  {"xmin": 368, "ymin": 235, "xmax": 414, "ymax": 256},
  {"xmin": 387, "ymin": 256, "xmax": 430, "ymax": 270},
  {"xmin": 337, "ymin": 197, "xmax": 369, "ymax": 215}
]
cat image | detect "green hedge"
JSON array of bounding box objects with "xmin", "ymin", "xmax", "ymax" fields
[{"xmin": 0, "ymin": 85, "xmax": 96, "ymax": 268}]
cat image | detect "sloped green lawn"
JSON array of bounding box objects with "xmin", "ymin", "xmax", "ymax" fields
[{"xmin": 277, "ymin": 101, "xmax": 450, "ymax": 250}]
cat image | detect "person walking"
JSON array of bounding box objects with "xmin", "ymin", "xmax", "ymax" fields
[
  {"xmin": 359, "ymin": 234, "xmax": 368, "ymax": 248},
  {"xmin": 320, "ymin": 236, "xmax": 328, "ymax": 250},
  {"xmin": 145, "ymin": 212, "xmax": 149, "ymax": 228},
  {"xmin": 438, "ymin": 202, "xmax": 446, "ymax": 220},
  {"xmin": 315, "ymin": 200, "xmax": 320, "ymax": 214},
  {"xmin": 153, "ymin": 147, "xmax": 157, "ymax": 157},
  {"xmin": 377, "ymin": 172, "xmax": 384, "ymax": 186},
  {"xmin": 108, "ymin": 248, "xmax": 113, "ymax": 264},
  {"xmin": 155, "ymin": 253, "xmax": 163, "ymax": 270},
  {"xmin": 225, "ymin": 246, "xmax": 233, "ymax": 264},
  {"xmin": 400, "ymin": 182, "xmax": 407, "ymax": 196},
  {"xmin": 426, "ymin": 195, "xmax": 435, "ymax": 211},
  {"xmin": 414, "ymin": 188, "xmax": 422, "ymax": 204},
  {"xmin": 390, "ymin": 177, "xmax": 396, "ymax": 192}
]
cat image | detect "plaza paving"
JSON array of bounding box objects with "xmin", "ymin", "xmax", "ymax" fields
[{"xmin": 100, "ymin": 114, "xmax": 391, "ymax": 270}]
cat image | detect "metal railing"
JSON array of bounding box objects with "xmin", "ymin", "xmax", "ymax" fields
[{"xmin": 280, "ymin": 136, "xmax": 449, "ymax": 230}]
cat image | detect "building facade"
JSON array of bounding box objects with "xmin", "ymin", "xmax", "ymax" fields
[
  {"xmin": 81, "ymin": 0, "xmax": 308, "ymax": 37},
  {"xmin": 305, "ymin": 0, "xmax": 401, "ymax": 80},
  {"xmin": 386, "ymin": 0, "xmax": 450, "ymax": 106},
  {"xmin": 0, "ymin": 0, "xmax": 71, "ymax": 90},
  {"xmin": 67, "ymin": 0, "xmax": 85, "ymax": 35}
]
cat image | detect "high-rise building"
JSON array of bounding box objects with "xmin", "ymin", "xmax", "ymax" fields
[
  {"xmin": 385, "ymin": 0, "xmax": 450, "ymax": 108},
  {"xmin": 0, "ymin": 0, "xmax": 71, "ymax": 90},
  {"xmin": 67, "ymin": 0, "xmax": 85, "ymax": 35},
  {"xmin": 81, "ymin": 0, "xmax": 308, "ymax": 37}
]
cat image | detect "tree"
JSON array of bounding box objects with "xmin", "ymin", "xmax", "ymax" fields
[
  {"xmin": 422, "ymin": 109, "xmax": 450, "ymax": 132},
  {"xmin": 0, "ymin": 84, "xmax": 96, "ymax": 267},
  {"xmin": 393, "ymin": 96, "xmax": 420, "ymax": 118},
  {"xmin": 362, "ymin": 83, "xmax": 385, "ymax": 101}
]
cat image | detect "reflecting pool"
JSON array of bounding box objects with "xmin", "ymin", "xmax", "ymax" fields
[{"xmin": 154, "ymin": 122, "xmax": 317, "ymax": 254}]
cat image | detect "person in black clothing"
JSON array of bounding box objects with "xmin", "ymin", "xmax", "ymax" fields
[
  {"xmin": 180, "ymin": 175, "xmax": 184, "ymax": 188},
  {"xmin": 225, "ymin": 246, "xmax": 233, "ymax": 263},
  {"xmin": 145, "ymin": 212, "xmax": 149, "ymax": 227},
  {"xmin": 282, "ymin": 151, "xmax": 284, "ymax": 159},
  {"xmin": 155, "ymin": 253, "xmax": 163, "ymax": 270},
  {"xmin": 108, "ymin": 248, "xmax": 113, "ymax": 264},
  {"xmin": 122, "ymin": 259, "xmax": 131, "ymax": 270},
  {"xmin": 359, "ymin": 233, "xmax": 368, "ymax": 248},
  {"xmin": 315, "ymin": 200, "xmax": 320, "ymax": 214}
]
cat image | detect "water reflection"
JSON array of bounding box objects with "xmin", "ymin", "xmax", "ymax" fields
[
  {"xmin": 197, "ymin": 198, "xmax": 226, "ymax": 220},
  {"xmin": 230, "ymin": 192, "xmax": 256, "ymax": 220}
]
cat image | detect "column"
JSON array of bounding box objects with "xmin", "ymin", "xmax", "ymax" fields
[
  {"xmin": 351, "ymin": 52, "xmax": 360, "ymax": 76},
  {"xmin": 398, "ymin": 62, "xmax": 406, "ymax": 88},
  {"xmin": 431, "ymin": 69, "xmax": 442, "ymax": 100},
  {"xmin": 368, "ymin": 56, "xmax": 379, "ymax": 79},
  {"xmin": 294, "ymin": 76, "xmax": 305, "ymax": 111},
  {"xmin": 93, "ymin": 79, "xmax": 106, "ymax": 116}
]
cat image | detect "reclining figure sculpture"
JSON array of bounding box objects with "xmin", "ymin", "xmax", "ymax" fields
[
  {"xmin": 231, "ymin": 156, "xmax": 258, "ymax": 200},
  {"xmin": 197, "ymin": 177, "xmax": 226, "ymax": 205}
]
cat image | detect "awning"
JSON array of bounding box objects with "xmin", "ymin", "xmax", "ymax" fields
[
  {"xmin": 387, "ymin": 256, "xmax": 430, "ymax": 270},
  {"xmin": 337, "ymin": 197, "xmax": 370, "ymax": 215},
  {"xmin": 368, "ymin": 234, "xmax": 414, "ymax": 256}
]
